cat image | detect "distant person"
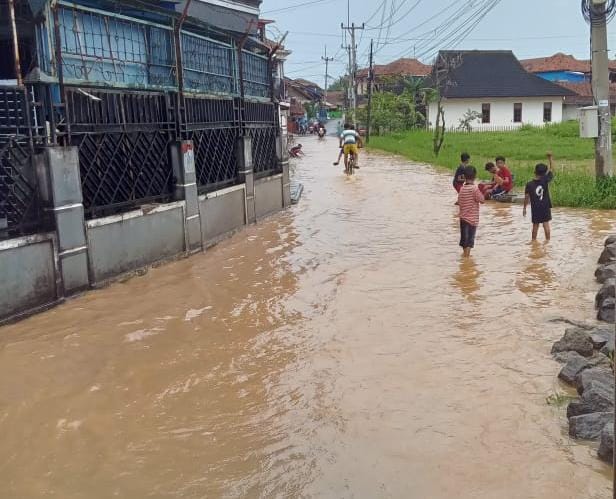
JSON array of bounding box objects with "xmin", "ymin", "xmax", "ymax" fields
[
  {"xmin": 523, "ymin": 152, "xmax": 554, "ymax": 241},
  {"xmin": 453, "ymin": 152, "xmax": 471, "ymax": 193},
  {"xmin": 457, "ymin": 165, "xmax": 485, "ymax": 257},
  {"xmin": 480, "ymin": 156, "xmax": 513, "ymax": 199}
]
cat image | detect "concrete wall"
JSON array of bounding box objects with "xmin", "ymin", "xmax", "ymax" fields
[
  {"xmin": 0, "ymin": 234, "xmax": 60, "ymax": 321},
  {"xmin": 255, "ymin": 174, "xmax": 284, "ymax": 219},
  {"xmin": 563, "ymin": 104, "xmax": 582, "ymax": 121},
  {"xmin": 199, "ymin": 185, "xmax": 246, "ymax": 247},
  {"xmin": 428, "ymin": 97, "xmax": 565, "ymax": 129},
  {"xmin": 86, "ymin": 203, "xmax": 186, "ymax": 284}
]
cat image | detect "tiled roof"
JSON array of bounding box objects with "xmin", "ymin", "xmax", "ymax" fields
[
  {"xmin": 520, "ymin": 53, "xmax": 590, "ymax": 73},
  {"xmin": 521, "ymin": 52, "xmax": 616, "ymax": 73},
  {"xmin": 556, "ymin": 81, "xmax": 616, "ymax": 104},
  {"xmin": 293, "ymin": 78, "xmax": 322, "ymax": 90},
  {"xmin": 428, "ymin": 50, "xmax": 574, "ymax": 99},
  {"xmin": 357, "ymin": 58, "xmax": 432, "ymax": 79}
]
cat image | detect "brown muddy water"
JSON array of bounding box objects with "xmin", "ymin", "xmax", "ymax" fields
[{"xmin": 1, "ymin": 138, "xmax": 614, "ymax": 498}]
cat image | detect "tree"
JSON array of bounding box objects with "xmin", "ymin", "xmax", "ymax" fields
[
  {"xmin": 304, "ymin": 102, "xmax": 317, "ymax": 119},
  {"xmin": 429, "ymin": 52, "xmax": 463, "ymax": 156},
  {"xmin": 457, "ymin": 109, "xmax": 482, "ymax": 132},
  {"xmin": 356, "ymin": 90, "xmax": 423, "ymax": 136},
  {"xmin": 328, "ymin": 76, "xmax": 347, "ymax": 92}
]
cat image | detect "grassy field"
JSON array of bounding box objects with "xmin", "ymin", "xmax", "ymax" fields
[{"xmin": 368, "ymin": 121, "xmax": 616, "ymax": 209}]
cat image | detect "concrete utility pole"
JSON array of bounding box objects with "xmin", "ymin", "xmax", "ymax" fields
[
  {"xmin": 322, "ymin": 46, "xmax": 334, "ymax": 104},
  {"xmin": 341, "ymin": 22, "xmax": 364, "ymax": 126},
  {"xmin": 366, "ymin": 39, "xmax": 374, "ymax": 144},
  {"xmin": 590, "ymin": 0, "xmax": 613, "ymax": 177}
]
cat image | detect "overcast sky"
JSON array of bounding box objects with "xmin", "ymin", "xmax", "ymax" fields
[{"xmin": 260, "ymin": 0, "xmax": 616, "ymax": 84}]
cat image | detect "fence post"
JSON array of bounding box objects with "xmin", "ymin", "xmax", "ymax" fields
[
  {"xmin": 171, "ymin": 140, "xmax": 202, "ymax": 252},
  {"xmin": 37, "ymin": 146, "xmax": 89, "ymax": 294},
  {"xmin": 237, "ymin": 136, "xmax": 256, "ymax": 224},
  {"xmin": 277, "ymin": 107, "xmax": 291, "ymax": 207}
]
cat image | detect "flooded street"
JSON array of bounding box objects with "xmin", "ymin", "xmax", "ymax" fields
[{"xmin": 1, "ymin": 137, "xmax": 615, "ymax": 498}]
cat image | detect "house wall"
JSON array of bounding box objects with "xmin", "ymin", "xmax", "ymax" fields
[
  {"xmin": 428, "ymin": 97, "xmax": 564, "ymax": 129},
  {"xmin": 563, "ymin": 104, "xmax": 581, "ymax": 121}
]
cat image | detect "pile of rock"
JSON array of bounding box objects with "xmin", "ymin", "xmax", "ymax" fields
[
  {"xmin": 596, "ymin": 236, "xmax": 616, "ymax": 322},
  {"xmin": 552, "ymin": 326, "xmax": 614, "ymax": 463},
  {"xmin": 552, "ymin": 235, "xmax": 616, "ymax": 464}
]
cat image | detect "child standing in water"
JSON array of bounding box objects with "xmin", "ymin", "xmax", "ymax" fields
[
  {"xmin": 457, "ymin": 165, "xmax": 485, "ymax": 257},
  {"xmin": 523, "ymin": 152, "xmax": 554, "ymax": 241}
]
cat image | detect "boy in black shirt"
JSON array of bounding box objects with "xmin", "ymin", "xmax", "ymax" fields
[
  {"xmin": 453, "ymin": 152, "xmax": 471, "ymax": 193},
  {"xmin": 523, "ymin": 152, "xmax": 554, "ymax": 241}
]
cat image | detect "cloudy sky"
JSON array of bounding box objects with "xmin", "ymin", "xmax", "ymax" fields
[{"xmin": 260, "ymin": 0, "xmax": 616, "ymax": 84}]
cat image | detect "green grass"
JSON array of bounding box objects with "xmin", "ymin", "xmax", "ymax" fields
[{"xmin": 368, "ymin": 121, "xmax": 616, "ymax": 209}]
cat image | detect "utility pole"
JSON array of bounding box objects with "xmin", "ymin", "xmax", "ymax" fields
[
  {"xmin": 341, "ymin": 22, "xmax": 364, "ymax": 126},
  {"xmin": 322, "ymin": 46, "xmax": 334, "ymax": 104},
  {"xmin": 366, "ymin": 39, "xmax": 374, "ymax": 144},
  {"xmin": 589, "ymin": 0, "xmax": 613, "ymax": 177}
]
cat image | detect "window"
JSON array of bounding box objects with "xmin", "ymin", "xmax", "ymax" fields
[
  {"xmin": 513, "ymin": 103, "xmax": 523, "ymax": 123},
  {"xmin": 543, "ymin": 102, "xmax": 553, "ymax": 122},
  {"xmin": 482, "ymin": 103, "xmax": 491, "ymax": 124}
]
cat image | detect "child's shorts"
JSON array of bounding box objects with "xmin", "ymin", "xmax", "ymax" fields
[{"xmin": 459, "ymin": 219, "xmax": 477, "ymax": 248}]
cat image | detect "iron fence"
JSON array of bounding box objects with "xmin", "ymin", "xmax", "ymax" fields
[
  {"xmin": 0, "ymin": 86, "xmax": 46, "ymax": 239},
  {"xmin": 65, "ymin": 87, "xmax": 176, "ymax": 217},
  {"xmin": 182, "ymin": 96, "xmax": 239, "ymax": 192},
  {"xmin": 245, "ymin": 101, "xmax": 279, "ymax": 177}
]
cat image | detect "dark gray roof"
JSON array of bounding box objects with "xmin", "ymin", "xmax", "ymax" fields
[{"xmin": 429, "ymin": 50, "xmax": 575, "ymax": 99}]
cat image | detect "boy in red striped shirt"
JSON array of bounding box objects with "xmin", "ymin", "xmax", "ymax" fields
[{"xmin": 457, "ymin": 166, "xmax": 485, "ymax": 257}]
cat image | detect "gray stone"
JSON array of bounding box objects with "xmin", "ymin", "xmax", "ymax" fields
[
  {"xmin": 567, "ymin": 384, "xmax": 614, "ymax": 418},
  {"xmin": 576, "ymin": 367, "xmax": 614, "ymax": 396},
  {"xmin": 558, "ymin": 352, "xmax": 591, "ymax": 385},
  {"xmin": 598, "ymin": 297, "xmax": 616, "ymax": 323},
  {"xmin": 569, "ymin": 412, "xmax": 614, "ymax": 440},
  {"xmin": 598, "ymin": 423, "xmax": 614, "ymax": 464},
  {"xmin": 606, "ymin": 235, "xmax": 616, "ymax": 247},
  {"xmin": 589, "ymin": 327, "xmax": 615, "ymax": 349},
  {"xmin": 551, "ymin": 328, "xmax": 595, "ymax": 358},
  {"xmin": 596, "ymin": 280, "xmax": 616, "ymax": 309},
  {"xmin": 601, "ymin": 339, "xmax": 615, "ymax": 357},
  {"xmin": 599, "ymin": 243, "xmax": 616, "ymax": 264},
  {"xmin": 554, "ymin": 351, "xmax": 577, "ymax": 364},
  {"xmin": 596, "ymin": 263, "xmax": 616, "ymax": 284}
]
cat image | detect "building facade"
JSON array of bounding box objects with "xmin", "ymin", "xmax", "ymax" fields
[
  {"xmin": 0, "ymin": 0, "xmax": 291, "ymax": 322},
  {"xmin": 427, "ymin": 50, "xmax": 573, "ymax": 130}
]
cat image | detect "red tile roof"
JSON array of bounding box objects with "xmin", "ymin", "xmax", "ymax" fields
[
  {"xmin": 520, "ymin": 53, "xmax": 591, "ymax": 73},
  {"xmin": 556, "ymin": 81, "xmax": 616, "ymax": 104},
  {"xmin": 357, "ymin": 58, "xmax": 432, "ymax": 79},
  {"xmin": 520, "ymin": 53, "xmax": 616, "ymax": 73}
]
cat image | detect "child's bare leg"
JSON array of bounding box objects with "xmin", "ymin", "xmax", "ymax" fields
[
  {"xmin": 543, "ymin": 222, "xmax": 551, "ymax": 241},
  {"xmin": 531, "ymin": 224, "xmax": 539, "ymax": 240},
  {"xmin": 333, "ymin": 149, "xmax": 342, "ymax": 166},
  {"xmin": 463, "ymin": 247, "xmax": 471, "ymax": 257}
]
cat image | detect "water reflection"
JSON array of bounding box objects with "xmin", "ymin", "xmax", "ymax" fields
[
  {"xmin": 452, "ymin": 256, "xmax": 482, "ymax": 303},
  {"xmin": 515, "ymin": 241, "xmax": 556, "ymax": 303}
]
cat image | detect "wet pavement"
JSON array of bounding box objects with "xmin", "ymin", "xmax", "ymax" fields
[{"xmin": 0, "ymin": 137, "xmax": 614, "ymax": 498}]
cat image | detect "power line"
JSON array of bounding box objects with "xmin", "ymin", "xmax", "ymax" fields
[{"xmin": 261, "ymin": 0, "xmax": 341, "ymax": 15}]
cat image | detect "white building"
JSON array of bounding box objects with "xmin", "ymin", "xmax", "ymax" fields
[{"xmin": 427, "ymin": 51, "xmax": 573, "ymax": 130}]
